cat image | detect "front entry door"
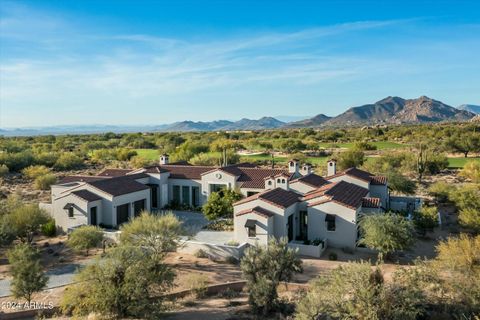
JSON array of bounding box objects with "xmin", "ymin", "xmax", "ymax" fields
[
  {"xmin": 90, "ymin": 207, "xmax": 97, "ymax": 226},
  {"xmin": 287, "ymin": 215, "xmax": 293, "ymax": 242},
  {"xmin": 116, "ymin": 203, "xmax": 130, "ymax": 227}
]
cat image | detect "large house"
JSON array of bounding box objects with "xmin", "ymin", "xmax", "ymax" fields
[
  {"xmin": 233, "ymin": 160, "xmax": 388, "ymax": 250},
  {"xmin": 44, "ymin": 155, "xmax": 388, "ymax": 251}
]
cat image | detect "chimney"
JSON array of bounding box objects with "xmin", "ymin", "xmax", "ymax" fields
[
  {"xmin": 327, "ymin": 159, "xmax": 337, "ymax": 176},
  {"xmin": 288, "ymin": 159, "xmax": 299, "ymax": 174},
  {"xmin": 301, "ymin": 163, "xmax": 312, "ymax": 175},
  {"xmin": 160, "ymin": 153, "xmax": 169, "ymax": 165}
]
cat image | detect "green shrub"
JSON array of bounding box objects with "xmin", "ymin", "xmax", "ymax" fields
[
  {"xmin": 328, "ymin": 252, "xmax": 338, "ymax": 261},
  {"xmin": 194, "ymin": 249, "xmax": 209, "ymax": 258},
  {"xmin": 22, "ymin": 165, "xmax": 51, "ymax": 179},
  {"xmin": 41, "ymin": 219, "xmax": 56, "ymax": 237},
  {"xmin": 34, "ymin": 174, "xmax": 57, "ymax": 190},
  {"xmin": 0, "ymin": 164, "xmax": 9, "ymax": 178},
  {"xmin": 428, "ymin": 181, "xmax": 451, "ymax": 203},
  {"xmin": 54, "ymin": 153, "xmax": 83, "ymax": 171}
]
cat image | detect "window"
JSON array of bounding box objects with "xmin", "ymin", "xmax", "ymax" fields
[
  {"xmin": 277, "ymin": 179, "xmax": 281, "ymax": 183},
  {"xmin": 281, "ymin": 179, "xmax": 286, "ymax": 183},
  {"xmin": 133, "ymin": 199, "xmax": 146, "ymax": 217},
  {"xmin": 172, "ymin": 185, "xmax": 180, "ymax": 204},
  {"xmin": 68, "ymin": 207, "xmax": 74, "ymax": 218},
  {"xmin": 245, "ymin": 219, "xmax": 256, "ymax": 238},
  {"xmin": 182, "ymin": 186, "xmax": 190, "ymax": 205},
  {"xmin": 325, "ymin": 214, "xmax": 336, "ymax": 231},
  {"xmin": 267, "ymin": 181, "xmax": 272, "ymax": 186},
  {"xmin": 192, "ymin": 186, "xmax": 200, "ymax": 207},
  {"xmin": 247, "ymin": 191, "xmax": 259, "ymax": 197}
]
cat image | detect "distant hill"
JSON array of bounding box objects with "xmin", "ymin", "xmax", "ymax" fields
[
  {"xmin": 161, "ymin": 120, "xmax": 233, "ymax": 132},
  {"xmin": 295, "ymin": 96, "xmax": 475, "ymax": 127},
  {"xmin": 220, "ymin": 117, "xmax": 285, "ymax": 130},
  {"xmin": 458, "ymin": 104, "xmax": 480, "ymax": 115},
  {"xmin": 283, "ymin": 114, "xmax": 332, "ymax": 128}
]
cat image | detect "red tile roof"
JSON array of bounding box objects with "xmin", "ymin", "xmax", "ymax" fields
[
  {"xmin": 234, "ymin": 187, "xmax": 299, "ymax": 208},
  {"xmin": 145, "ymin": 164, "xmax": 215, "ymax": 179},
  {"xmin": 326, "ymin": 167, "xmax": 387, "ymax": 185},
  {"xmin": 235, "ymin": 206, "xmax": 275, "ymax": 218},
  {"xmin": 217, "ymin": 166, "xmax": 290, "ymax": 189},
  {"xmin": 97, "ymin": 169, "xmax": 132, "ymax": 177},
  {"xmin": 307, "ymin": 181, "xmax": 369, "ymax": 209},
  {"xmin": 71, "ymin": 189, "xmax": 102, "ymax": 202},
  {"xmin": 291, "ymin": 173, "xmax": 331, "ymax": 188},
  {"xmin": 57, "ymin": 175, "xmax": 109, "ymax": 184},
  {"xmin": 87, "ymin": 175, "xmax": 149, "ymax": 196},
  {"xmin": 362, "ymin": 197, "xmax": 381, "ymax": 208}
]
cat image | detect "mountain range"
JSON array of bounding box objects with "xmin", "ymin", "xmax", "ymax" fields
[
  {"xmin": 1, "ymin": 96, "xmax": 477, "ymax": 136},
  {"xmin": 458, "ymin": 104, "xmax": 480, "ymax": 115}
]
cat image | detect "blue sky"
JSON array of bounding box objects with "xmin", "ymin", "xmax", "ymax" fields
[{"xmin": 1, "ymin": 0, "xmax": 479, "ymax": 127}]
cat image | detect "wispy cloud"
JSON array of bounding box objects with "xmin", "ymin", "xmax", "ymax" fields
[{"xmin": 1, "ymin": 2, "xmax": 479, "ymax": 127}]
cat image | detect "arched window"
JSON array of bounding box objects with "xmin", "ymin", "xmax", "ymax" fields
[{"xmin": 281, "ymin": 179, "xmax": 286, "ymax": 183}]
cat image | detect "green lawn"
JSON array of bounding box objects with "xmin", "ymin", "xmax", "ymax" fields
[
  {"xmin": 134, "ymin": 149, "xmax": 160, "ymax": 161},
  {"xmin": 447, "ymin": 157, "xmax": 480, "ymax": 169}
]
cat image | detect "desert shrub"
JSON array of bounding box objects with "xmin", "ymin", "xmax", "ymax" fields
[
  {"xmin": 34, "ymin": 173, "xmax": 57, "ymax": 190},
  {"xmin": 224, "ymin": 239, "xmax": 239, "ymax": 246},
  {"xmin": 428, "ymin": 181, "xmax": 451, "ymax": 202},
  {"xmin": 202, "ymin": 189, "xmax": 242, "ymax": 221},
  {"xmin": 335, "ymin": 149, "xmax": 365, "ymax": 170},
  {"xmin": 194, "ymin": 249, "xmax": 209, "ymax": 258},
  {"xmin": 0, "ymin": 164, "xmax": 9, "ymax": 177},
  {"xmin": 328, "ymin": 252, "xmax": 337, "ymax": 261},
  {"xmin": 7, "ymin": 243, "xmax": 48, "ymax": 303},
  {"xmin": 460, "ymin": 160, "xmax": 480, "ymax": 183},
  {"xmin": 129, "ymin": 155, "xmax": 151, "ymax": 168},
  {"xmin": 41, "ymin": 219, "xmax": 56, "ymax": 237},
  {"xmin": 412, "ymin": 206, "xmax": 438, "ymax": 234},
  {"xmin": 3, "ymin": 204, "xmax": 50, "ymax": 243},
  {"xmin": 240, "ymin": 238, "xmax": 302, "ymax": 315},
  {"xmin": 359, "ymin": 213, "xmax": 415, "ymax": 260},
  {"xmin": 67, "ymin": 225, "xmax": 103, "ymax": 255},
  {"xmin": 22, "ymin": 165, "xmax": 51, "ymax": 179},
  {"xmin": 60, "ymin": 244, "xmax": 175, "ymax": 319},
  {"xmin": 353, "ymin": 141, "xmax": 377, "ymax": 151},
  {"xmin": 54, "ymin": 153, "xmax": 83, "ymax": 170},
  {"xmin": 295, "ymin": 261, "xmax": 429, "ymax": 320},
  {"xmin": 185, "ymin": 273, "xmax": 209, "ymax": 298}
]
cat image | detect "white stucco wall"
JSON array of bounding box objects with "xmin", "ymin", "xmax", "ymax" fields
[
  {"xmin": 168, "ymin": 178, "xmax": 204, "ymax": 206},
  {"xmin": 111, "ymin": 189, "xmax": 150, "ymax": 226},
  {"xmin": 51, "ymin": 194, "xmax": 89, "ymax": 232},
  {"xmin": 307, "ymin": 201, "xmax": 358, "ymax": 250},
  {"xmin": 234, "ymin": 212, "xmax": 273, "ymax": 246},
  {"xmin": 233, "ymin": 199, "xmax": 298, "ymax": 244},
  {"xmin": 369, "ymin": 184, "xmax": 388, "ymax": 209}
]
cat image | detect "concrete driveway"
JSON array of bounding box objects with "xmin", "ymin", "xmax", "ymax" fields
[
  {"xmin": 0, "ymin": 260, "xmax": 93, "ymax": 297},
  {"xmin": 165, "ymin": 210, "xmax": 210, "ymax": 234}
]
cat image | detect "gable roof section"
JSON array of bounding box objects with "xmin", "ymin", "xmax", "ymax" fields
[
  {"xmin": 326, "ymin": 167, "xmax": 387, "ymax": 185},
  {"xmin": 307, "ymin": 181, "xmax": 369, "ymax": 209},
  {"xmin": 152, "ymin": 164, "xmax": 215, "ymax": 179},
  {"xmin": 234, "ymin": 187, "xmax": 299, "ymax": 209},
  {"xmin": 291, "ymin": 173, "xmax": 331, "ymax": 188},
  {"xmin": 221, "ymin": 167, "xmax": 291, "ymax": 189},
  {"xmin": 87, "ymin": 175, "xmax": 149, "ymax": 197},
  {"xmin": 235, "ymin": 206, "xmax": 275, "ymax": 218},
  {"xmin": 97, "ymin": 168, "xmax": 133, "ymax": 177},
  {"xmin": 71, "ymin": 189, "xmax": 102, "ymax": 202},
  {"xmin": 57, "ymin": 175, "xmax": 109, "ymax": 184}
]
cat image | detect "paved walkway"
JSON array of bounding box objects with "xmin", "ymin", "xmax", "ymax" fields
[{"xmin": 0, "ymin": 260, "xmax": 93, "ymax": 297}]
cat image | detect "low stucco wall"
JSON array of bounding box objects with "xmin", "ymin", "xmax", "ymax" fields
[
  {"xmin": 288, "ymin": 238, "xmax": 327, "ymax": 258},
  {"xmin": 390, "ymin": 196, "xmax": 423, "ymax": 213},
  {"xmin": 177, "ymin": 240, "xmax": 249, "ymax": 260}
]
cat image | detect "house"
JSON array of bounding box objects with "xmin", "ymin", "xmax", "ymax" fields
[
  {"xmin": 44, "ymin": 155, "xmax": 388, "ymax": 253},
  {"xmin": 45, "ymin": 155, "xmax": 310, "ymax": 231},
  {"xmin": 232, "ymin": 159, "xmax": 387, "ymax": 251}
]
